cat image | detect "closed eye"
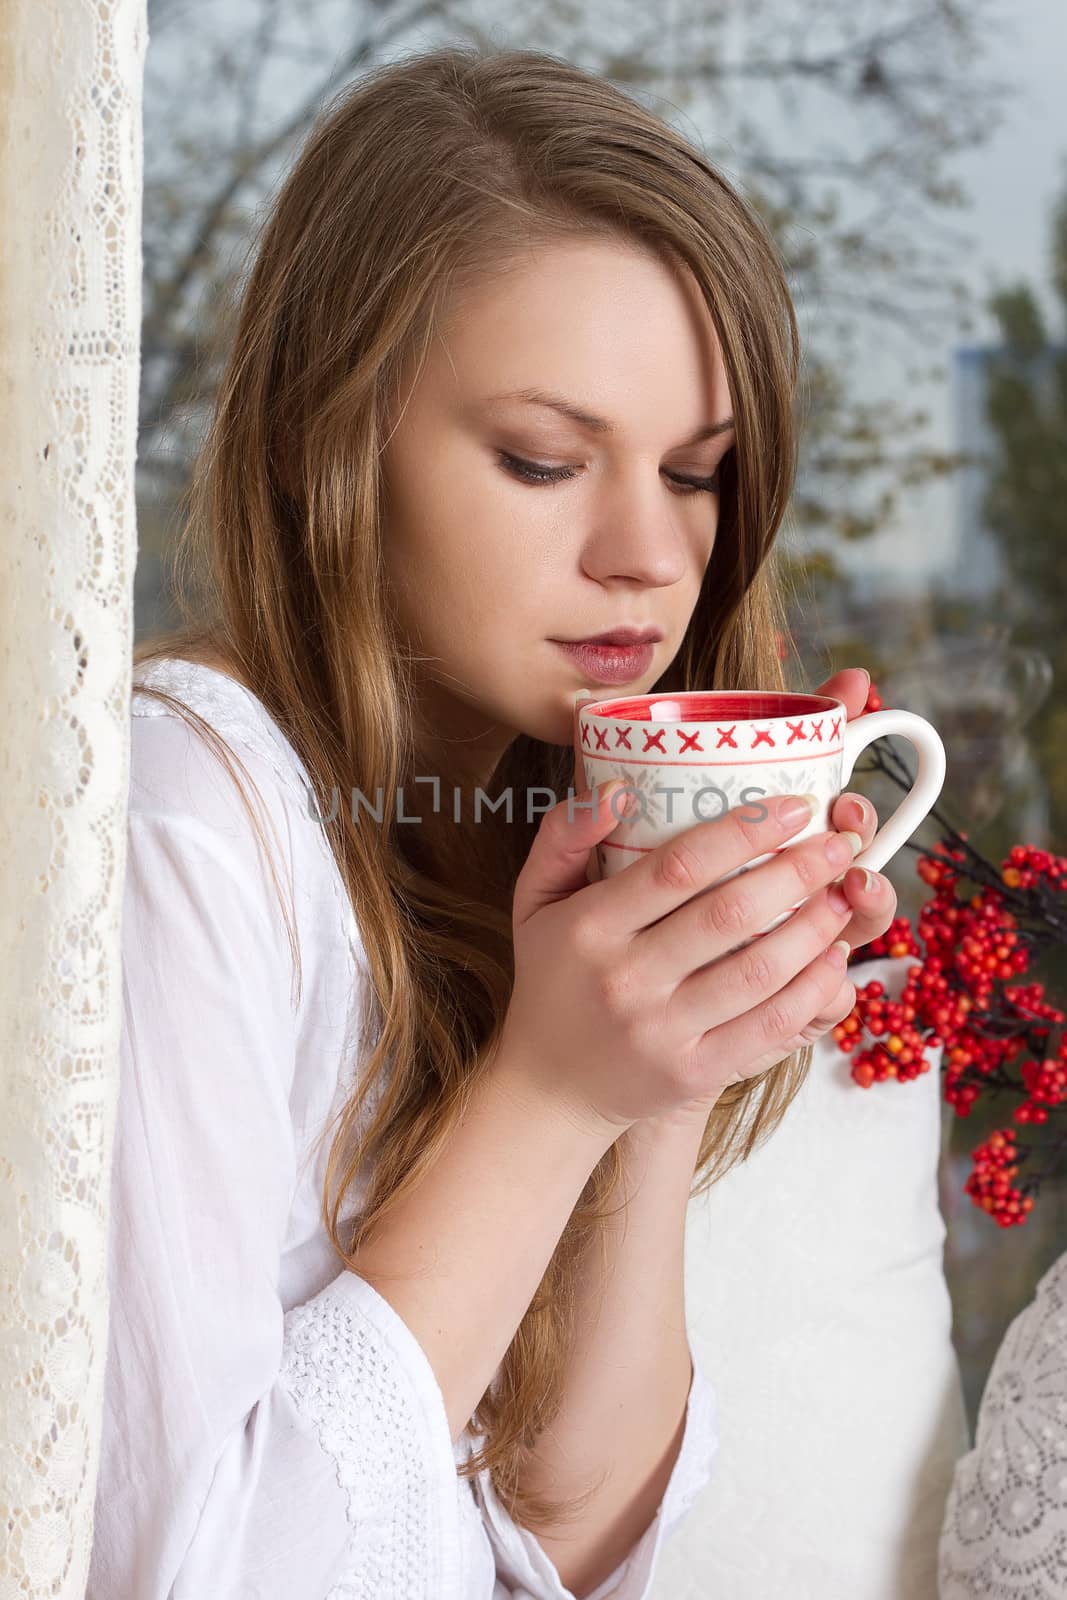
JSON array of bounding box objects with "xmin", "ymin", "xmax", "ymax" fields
[{"xmin": 497, "ymin": 451, "xmax": 720, "ymax": 495}]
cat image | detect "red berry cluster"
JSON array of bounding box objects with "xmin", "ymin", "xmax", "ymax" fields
[
  {"xmin": 832, "ymin": 964, "xmax": 932, "ymax": 1088},
  {"xmin": 964, "ymin": 1130, "xmax": 1034, "ymax": 1227},
  {"xmin": 831, "ymin": 677, "xmax": 1067, "ymax": 1226},
  {"xmin": 1002, "ymin": 843, "xmax": 1067, "ymax": 891}
]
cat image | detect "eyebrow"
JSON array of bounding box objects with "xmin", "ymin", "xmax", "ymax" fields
[{"xmin": 485, "ymin": 387, "xmax": 735, "ymax": 445}]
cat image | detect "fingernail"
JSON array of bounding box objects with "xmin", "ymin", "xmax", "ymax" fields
[
  {"xmin": 779, "ymin": 793, "xmax": 818, "ymax": 828},
  {"xmin": 600, "ymin": 780, "xmax": 637, "ymax": 817},
  {"xmin": 825, "ymin": 938, "xmax": 850, "ymax": 969},
  {"xmin": 846, "ymin": 797, "xmax": 869, "ymax": 828},
  {"xmin": 826, "ymin": 830, "xmax": 862, "ymax": 867},
  {"xmin": 861, "ymin": 868, "xmax": 878, "ymax": 893}
]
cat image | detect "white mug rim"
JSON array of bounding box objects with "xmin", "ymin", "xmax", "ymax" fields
[{"xmin": 580, "ymin": 690, "xmax": 845, "ymax": 723}]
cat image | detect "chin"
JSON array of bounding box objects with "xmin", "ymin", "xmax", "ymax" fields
[{"xmin": 506, "ymin": 695, "xmax": 579, "ymax": 754}]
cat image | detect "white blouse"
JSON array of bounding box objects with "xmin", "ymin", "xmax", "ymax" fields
[{"xmin": 87, "ymin": 656, "xmax": 719, "ymax": 1600}]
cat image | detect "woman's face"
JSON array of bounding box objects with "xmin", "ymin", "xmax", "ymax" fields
[{"xmin": 380, "ymin": 235, "xmax": 735, "ymax": 787}]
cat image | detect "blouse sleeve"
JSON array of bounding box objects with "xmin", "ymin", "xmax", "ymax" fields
[
  {"xmin": 475, "ymin": 1340, "xmax": 719, "ymax": 1599},
  {"xmin": 88, "ymin": 712, "xmax": 475, "ymax": 1599}
]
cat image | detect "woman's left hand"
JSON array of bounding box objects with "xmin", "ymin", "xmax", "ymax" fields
[{"xmin": 573, "ymin": 667, "xmax": 898, "ymax": 1139}]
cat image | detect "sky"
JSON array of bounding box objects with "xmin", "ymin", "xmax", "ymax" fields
[{"xmin": 839, "ymin": 0, "xmax": 1067, "ymax": 591}]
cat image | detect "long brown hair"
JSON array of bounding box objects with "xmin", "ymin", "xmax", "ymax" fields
[{"xmin": 134, "ymin": 43, "xmax": 812, "ymax": 1528}]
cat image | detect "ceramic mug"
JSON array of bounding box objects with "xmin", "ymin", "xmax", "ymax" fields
[{"xmin": 575, "ymin": 689, "xmax": 947, "ymax": 946}]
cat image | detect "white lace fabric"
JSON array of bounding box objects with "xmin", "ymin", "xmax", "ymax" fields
[
  {"xmin": 277, "ymin": 1272, "xmax": 467, "ymax": 1599},
  {"xmin": 0, "ymin": 3, "xmax": 147, "ymax": 1597},
  {"xmin": 939, "ymin": 1251, "xmax": 1067, "ymax": 1598},
  {"xmin": 85, "ymin": 655, "xmax": 720, "ymax": 1598}
]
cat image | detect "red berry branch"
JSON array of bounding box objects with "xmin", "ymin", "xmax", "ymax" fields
[{"xmin": 833, "ymin": 680, "xmax": 1067, "ymax": 1228}]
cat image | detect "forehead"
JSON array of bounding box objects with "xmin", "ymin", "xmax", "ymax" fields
[{"xmin": 420, "ymin": 238, "xmax": 732, "ymax": 432}]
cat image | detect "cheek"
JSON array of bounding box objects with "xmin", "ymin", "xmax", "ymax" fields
[
  {"xmin": 704, "ymin": 503, "xmax": 720, "ymax": 554},
  {"xmin": 383, "ymin": 440, "xmax": 580, "ymax": 641},
  {"xmin": 383, "ymin": 515, "xmax": 535, "ymax": 654},
  {"xmin": 437, "ymin": 478, "xmax": 562, "ymax": 608},
  {"xmin": 696, "ymin": 519, "xmax": 718, "ymax": 581}
]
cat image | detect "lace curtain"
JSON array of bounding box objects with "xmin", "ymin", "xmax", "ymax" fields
[
  {"xmin": 939, "ymin": 1250, "xmax": 1067, "ymax": 1598},
  {"xmin": 0, "ymin": 2, "xmax": 147, "ymax": 1595}
]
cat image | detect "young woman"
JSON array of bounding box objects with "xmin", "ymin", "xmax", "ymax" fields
[{"xmin": 89, "ymin": 43, "xmax": 895, "ymax": 1600}]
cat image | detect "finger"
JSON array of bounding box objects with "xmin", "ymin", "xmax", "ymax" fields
[
  {"xmin": 670, "ymin": 879, "xmax": 853, "ymax": 1039},
  {"xmin": 827, "ymin": 863, "xmax": 898, "ymax": 952},
  {"xmin": 797, "ymin": 973, "xmax": 861, "ymax": 1044},
  {"xmin": 743, "ymin": 973, "xmax": 859, "ymax": 1078},
  {"xmin": 636, "ymin": 821, "xmax": 862, "ymax": 990},
  {"xmin": 829, "ymin": 791, "xmax": 877, "ymax": 853},
  {"xmin": 690, "ymin": 927, "xmax": 855, "ymax": 1082},
  {"xmin": 812, "ymin": 667, "xmax": 870, "ymax": 720},
  {"xmin": 584, "ymin": 792, "xmax": 821, "ymax": 938},
  {"xmin": 513, "ymin": 779, "xmax": 631, "ymax": 926}
]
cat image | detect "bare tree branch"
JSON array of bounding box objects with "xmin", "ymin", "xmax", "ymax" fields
[{"xmin": 136, "ymin": 0, "xmax": 1011, "ymax": 568}]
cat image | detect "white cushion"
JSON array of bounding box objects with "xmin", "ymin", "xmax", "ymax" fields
[{"xmin": 652, "ymin": 955, "xmax": 969, "ymax": 1598}]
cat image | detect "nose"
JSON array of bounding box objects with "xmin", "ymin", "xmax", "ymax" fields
[{"xmin": 579, "ymin": 473, "xmax": 694, "ymax": 590}]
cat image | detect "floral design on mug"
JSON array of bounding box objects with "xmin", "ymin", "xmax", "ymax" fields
[{"xmin": 582, "ymin": 760, "xmax": 835, "ymax": 832}]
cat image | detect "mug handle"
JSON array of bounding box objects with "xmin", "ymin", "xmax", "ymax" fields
[{"xmin": 840, "ymin": 709, "xmax": 947, "ymax": 875}]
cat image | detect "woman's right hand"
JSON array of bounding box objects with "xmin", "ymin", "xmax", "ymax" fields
[{"xmin": 494, "ymin": 784, "xmax": 863, "ymax": 1142}]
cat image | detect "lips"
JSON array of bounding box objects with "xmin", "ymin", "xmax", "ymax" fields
[
  {"xmin": 553, "ymin": 638, "xmax": 657, "ymax": 685},
  {"xmin": 558, "ymin": 627, "xmax": 663, "ymax": 646}
]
